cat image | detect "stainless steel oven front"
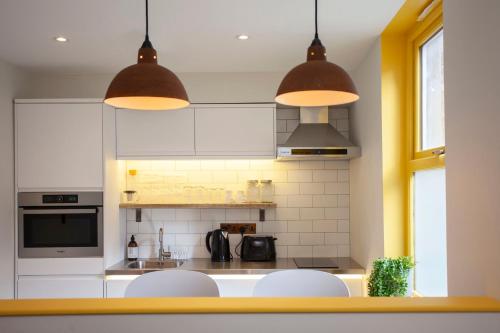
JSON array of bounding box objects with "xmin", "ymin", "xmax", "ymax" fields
[{"xmin": 18, "ymin": 192, "xmax": 103, "ymax": 258}]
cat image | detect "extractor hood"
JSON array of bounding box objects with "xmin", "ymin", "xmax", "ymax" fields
[{"xmin": 277, "ymin": 107, "xmax": 361, "ymax": 160}]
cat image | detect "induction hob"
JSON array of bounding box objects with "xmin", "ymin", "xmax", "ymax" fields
[{"xmin": 293, "ymin": 257, "xmax": 339, "ymax": 268}]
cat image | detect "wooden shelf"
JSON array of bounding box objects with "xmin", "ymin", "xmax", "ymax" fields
[
  {"xmin": 120, "ymin": 202, "xmax": 276, "ymax": 222},
  {"xmin": 119, "ymin": 202, "xmax": 277, "ymax": 209}
]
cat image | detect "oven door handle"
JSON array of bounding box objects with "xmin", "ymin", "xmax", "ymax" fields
[{"xmin": 20, "ymin": 209, "xmax": 98, "ymax": 214}]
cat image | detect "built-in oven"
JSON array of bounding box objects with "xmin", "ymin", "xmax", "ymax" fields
[{"xmin": 18, "ymin": 192, "xmax": 103, "ymax": 258}]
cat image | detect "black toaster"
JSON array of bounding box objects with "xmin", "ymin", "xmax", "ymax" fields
[{"xmin": 240, "ymin": 236, "xmax": 277, "ymax": 261}]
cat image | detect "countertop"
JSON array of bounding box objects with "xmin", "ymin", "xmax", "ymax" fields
[{"xmin": 105, "ymin": 257, "xmax": 365, "ymax": 275}]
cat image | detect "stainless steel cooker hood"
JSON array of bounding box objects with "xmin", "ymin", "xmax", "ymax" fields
[{"xmin": 277, "ymin": 107, "xmax": 361, "ymax": 160}]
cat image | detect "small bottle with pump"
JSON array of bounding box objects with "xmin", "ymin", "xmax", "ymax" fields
[{"xmin": 127, "ymin": 235, "xmax": 138, "ymax": 261}]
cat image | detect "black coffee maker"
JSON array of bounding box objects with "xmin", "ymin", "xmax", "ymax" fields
[{"xmin": 205, "ymin": 229, "xmax": 231, "ymax": 262}]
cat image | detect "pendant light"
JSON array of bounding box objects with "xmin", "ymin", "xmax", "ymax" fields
[
  {"xmin": 275, "ymin": 0, "xmax": 359, "ymax": 107},
  {"xmin": 104, "ymin": 0, "xmax": 189, "ymax": 110}
]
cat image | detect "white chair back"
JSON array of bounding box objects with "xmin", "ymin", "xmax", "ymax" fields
[
  {"xmin": 125, "ymin": 270, "xmax": 220, "ymax": 297},
  {"xmin": 253, "ymin": 269, "xmax": 350, "ymax": 297}
]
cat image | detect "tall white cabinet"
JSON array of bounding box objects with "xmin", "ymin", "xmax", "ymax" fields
[{"xmin": 15, "ymin": 101, "xmax": 103, "ymax": 190}]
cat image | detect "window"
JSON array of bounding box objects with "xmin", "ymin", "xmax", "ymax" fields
[
  {"xmin": 420, "ymin": 29, "xmax": 445, "ymax": 150},
  {"xmin": 407, "ymin": 7, "xmax": 446, "ymax": 296}
]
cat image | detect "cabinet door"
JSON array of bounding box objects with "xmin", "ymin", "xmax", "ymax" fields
[
  {"xmin": 195, "ymin": 107, "xmax": 275, "ymax": 156},
  {"xmin": 17, "ymin": 276, "xmax": 104, "ymax": 299},
  {"xmin": 16, "ymin": 103, "xmax": 103, "ymax": 189},
  {"xmin": 105, "ymin": 279, "xmax": 133, "ymax": 298},
  {"xmin": 116, "ymin": 108, "xmax": 195, "ymax": 158}
]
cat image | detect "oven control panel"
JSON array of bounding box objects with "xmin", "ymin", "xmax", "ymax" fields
[{"xmin": 42, "ymin": 194, "xmax": 78, "ymax": 204}]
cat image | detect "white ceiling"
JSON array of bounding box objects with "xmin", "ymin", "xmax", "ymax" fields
[{"xmin": 0, "ymin": 0, "xmax": 403, "ymax": 74}]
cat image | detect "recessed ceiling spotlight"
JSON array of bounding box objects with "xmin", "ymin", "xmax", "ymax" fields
[
  {"xmin": 54, "ymin": 36, "xmax": 68, "ymax": 43},
  {"xmin": 236, "ymin": 34, "xmax": 249, "ymax": 40}
]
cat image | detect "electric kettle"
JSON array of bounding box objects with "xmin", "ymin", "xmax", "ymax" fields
[{"xmin": 205, "ymin": 229, "xmax": 231, "ymax": 262}]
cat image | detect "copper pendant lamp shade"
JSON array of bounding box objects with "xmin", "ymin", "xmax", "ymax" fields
[
  {"xmin": 275, "ymin": 0, "xmax": 359, "ymax": 107},
  {"xmin": 104, "ymin": 0, "xmax": 189, "ymax": 111}
]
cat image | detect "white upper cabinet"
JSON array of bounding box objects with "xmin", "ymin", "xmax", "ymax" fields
[
  {"xmin": 116, "ymin": 107, "xmax": 195, "ymax": 158},
  {"xmin": 16, "ymin": 102, "xmax": 103, "ymax": 190},
  {"xmin": 195, "ymin": 105, "xmax": 276, "ymax": 157},
  {"xmin": 115, "ymin": 104, "xmax": 276, "ymax": 159}
]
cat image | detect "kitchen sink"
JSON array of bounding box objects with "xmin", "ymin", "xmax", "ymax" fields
[{"xmin": 127, "ymin": 260, "xmax": 183, "ymax": 270}]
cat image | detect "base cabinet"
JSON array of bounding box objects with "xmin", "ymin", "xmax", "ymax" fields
[
  {"xmin": 17, "ymin": 276, "xmax": 104, "ymax": 299},
  {"xmin": 104, "ymin": 274, "xmax": 363, "ymax": 298}
]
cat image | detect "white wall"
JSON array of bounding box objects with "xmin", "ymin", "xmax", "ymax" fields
[
  {"xmin": 444, "ymin": 0, "xmax": 500, "ymax": 299},
  {"xmin": 348, "ymin": 39, "xmax": 384, "ymax": 271},
  {"xmin": 0, "ymin": 59, "xmax": 27, "ymax": 298},
  {"xmin": 20, "ymin": 72, "xmax": 286, "ymax": 103}
]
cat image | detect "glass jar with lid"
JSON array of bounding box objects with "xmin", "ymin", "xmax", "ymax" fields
[
  {"xmin": 260, "ymin": 180, "xmax": 273, "ymax": 203},
  {"xmin": 246, "ymin": 180, "xmax": 260, "ymax": 202}
]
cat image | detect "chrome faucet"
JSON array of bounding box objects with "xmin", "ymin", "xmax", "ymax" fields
[{"xmin": 158, "ymin": 228, "xmax": 171, "ymax": 261}]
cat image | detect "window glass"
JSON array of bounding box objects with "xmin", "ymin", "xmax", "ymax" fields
[
  {"xmin": 420, "ymin": 29, "xmax": 445, "ymax": 150},
  {"xmin": 413, "ymin": 168, "xmax": 447, "ymax": 296}
]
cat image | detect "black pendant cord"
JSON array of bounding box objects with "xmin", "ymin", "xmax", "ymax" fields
[
  {"xmin": 141, "ymin": 0, "xmax": 153, "ymax": 48},
  {"xmin": 314, "ymin": 0, "xmax": 318, "ymax": 39},
  {"xmin": 145, "ymin": 0, "xmax": 149, "ymax": 39}
]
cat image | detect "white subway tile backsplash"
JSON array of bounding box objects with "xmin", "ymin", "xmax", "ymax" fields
[
  {"xmin": 275, "ymin": 246, "xmax": 288, "ymax": 258},
  {"xmin": 274, "ymin": 183, "xmax": 300, "ymax": 195},
  {"xmin": 125, "ymin": 108, "xmax": 350, "ymax": 259},
  {"xmin": 325, "ymin": 233, "xmax": 350, "ymax": 245},
  {"xmin": 287, "ymin": 170, "xmax": 312, "ymax": 182},
  {"xmin": 138, "ymin": 221, "xmax": 163, "ymax": 234},
  {"xmin": 300, "ymin": 208, "xmax": 325, "ymax": 220},
  {"xmin": 176, "ymin": 234, "xmax": 202, "ymax": 246},
  {"xmin": 313, "ymin": 195, "xmax": 338, "ymax": 207},
  {"xmin": 288, "ymin": 220, "xmax": 313, "ymax": 232},
  {"xmin": 200, "ymin": 160, "xmax": 226, "ymax": 170},
  {"xmin": 338, "ymin": 195, "xmax": 350, "ymax": 207},
  {"xmin": 324, "ymin": 160, "xmax": 349, "ymax": 169},
  {"xmin": 275, "ymin": 208, "xmax": 301, "ymax": 221},
  {"xmin": 338, "ymin": 245, "xmax": 350, "ymax": 257},
  {"xmin": 300, "ymin": 161, "xmax": 324, "ymax": 169},
  {"xmin": 164, "ymin": 221, "xmax": 189, "ymax": 233},
  {"xmin": 189, "ymin": 221, "xmax": 213, "ymax": 233},
  {"xmin": 313, "ymin": 220, "xmax": 338, "ymax": 232},
  {"xmin": 277, "ymin": 108, "xmax": 299, "ymax": 120},
  {"xmin": 226, "ymin": 209, "xmax": 250, "ymax": 221},
  {"xmin": 325, "ymin": 207, "xmax": 350, "ymax": 219},
  {"xmin": 325, "ymin": 182, "xmax": 350, "ymax": 194},
  {"xmin": 276, "ymin": 119, "xmax": 287, "ymax": 132},
  {"xmin": 335, "ymin": 119, "xmax": 349, "ymax": 131},
  {"xmin": 175, "ymin": 160, "xmax": 200, "ymax": 170},
  {"xmin": 287, "ymin": 195, "xmax": 313, "ymax": 208},
  {"xmin": 277, "ymin": 132, "xmax": 291, "ymax": 145},
  {"xmin": 200, "ymin": 209, "xmax": 226, "ymax": 221},
  {"xmin": 337, "ymin": 220, "xmax": 350, "ymax": 232},
  {"xmin": 313, "ymin": 245, "xmax": 338, "ymax": 257},
  {"xmin": 127, "ymin": 221, "xmax": 139, "ymax": 234},
  {"xmin": 151, "ymin": 209, "xmax": 175, "ymax": 221},
  {"xmin": 225, "ymin": 160, "xmax": 250, "ymax": 170},
  {"xmin": 175, "ymin": 209, "xmax": 201, "ymax": 221},
  {"xmin": 275, "ymin": 233, "xmax": 300, "ymax": 246},
  {"xmin": 212, "ymin": 171, "xmax": 238, "ymax": 183},
  {"xmin": 261, "ymin": 170, "xmax": 287, "ymax": 183},
  {"xmin": 300, "ymin": 233, "xmax": 324, "ymax": 245},
  {"xmin": 262, "ymin": 221, "xmax": 288, "ymax": 233},
  {"xmin": 287, "ymin": 246, "xmax": 313, "ymax": 258},
  {"xmin": 338, "ymin": 170, "xmax": 349, "ymax": 182},
  {"xmin": 313, "ymin": 170, "xmax": 338, "ymax": 182},
  {"xmin": 300, "ymin": 183, "xmax": 325, "ymax": 194},
  {"xmin": 271, "ymin": 195, "xmax": 288, "ymax": 207},
  {"xmin": 286, "ymin": 119, "xmax": 299, "ymax": 132}
]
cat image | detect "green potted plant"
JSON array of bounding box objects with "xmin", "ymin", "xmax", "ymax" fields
[{"xmin": 368, "ymin": 256, "xmax": 414, "ymax": 297}]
